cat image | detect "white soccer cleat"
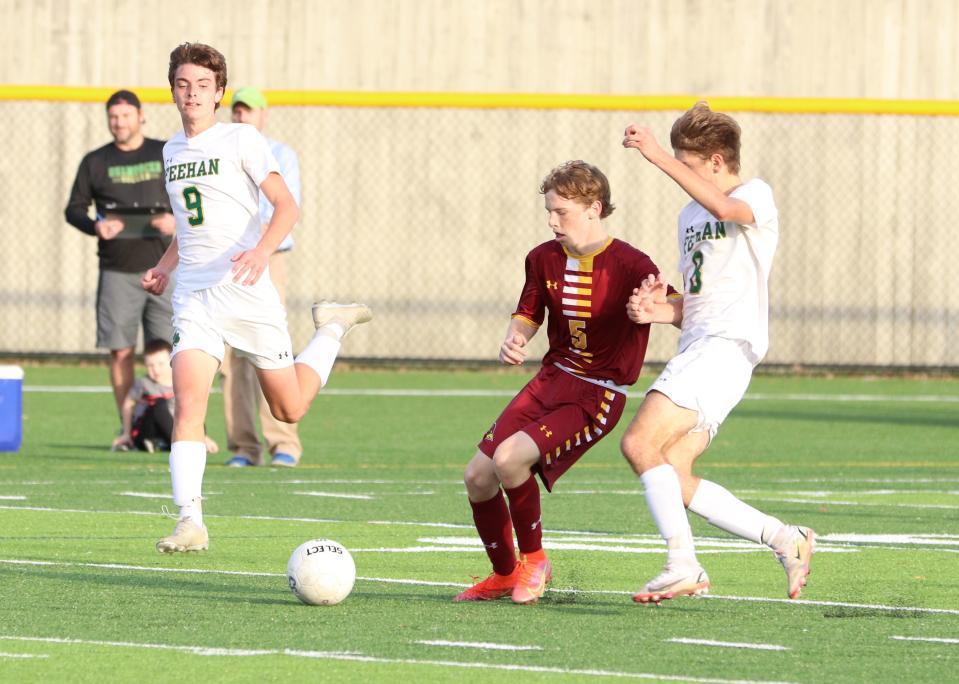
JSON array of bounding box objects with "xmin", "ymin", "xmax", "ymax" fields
[
  {"xmin": 774, "ymin": 526, "xmax": 816, "ymax": 599},
  {"xmin": 156, "ymin": 517, "xmax": 209, "ymax": 553},
  {"xmin": 633, "ymin": 561, "xmax": 710, "ymax": 605},
  {"xmin": 311, "ymin": 301, "xmax": 373, "ymax": 337}
]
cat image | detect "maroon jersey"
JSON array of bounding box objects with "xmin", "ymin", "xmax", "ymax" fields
[{"xmin": 512, "ymin": 238, "xmax": 663, "ymax": 387}]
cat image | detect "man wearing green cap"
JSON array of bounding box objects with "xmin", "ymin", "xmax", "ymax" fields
[{"xmin": 222, "ymin": 86, "xmax": 304, "ymax": 467}]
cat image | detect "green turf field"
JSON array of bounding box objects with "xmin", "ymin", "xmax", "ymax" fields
[{"xmin": 1, "ymin": 365, "xmax": 957, "ymax": 683}]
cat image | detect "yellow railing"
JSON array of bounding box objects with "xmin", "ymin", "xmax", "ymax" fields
[{"xmin": 3, "ymin": 85, "xmax": 959, "ymax": 116}]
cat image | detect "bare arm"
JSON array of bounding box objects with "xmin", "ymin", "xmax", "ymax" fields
[
  {"xmin": 499, "ymin": 317, "xmax": 539, "ymax": 365},
  {"xmin": 623, "ymin": 125, "xmax": 755, "ymax": 225},
  {"xmin": 230, "ymin": 172, "xmax": 300, "ymax": 286},
  {"xmin": 142, "ymin": 237, "xmax": 180, "ymax": 295},
  {"xmin": 626, "ymin": 273, "xmax": 683, "ymax": 328}
]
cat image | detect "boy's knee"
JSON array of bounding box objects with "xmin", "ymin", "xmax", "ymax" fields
[
  {"xmin": 620, "ymin": 432, "xmax": 659, "ymax": 473},
  {"xmin": 271, "ymin": 405, "xmax": 304, "ymax": 424}
]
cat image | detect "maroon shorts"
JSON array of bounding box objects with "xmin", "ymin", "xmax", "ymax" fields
[{"xmin": 477, "ymin": 365, "xmax": 627, "ymax": 492}]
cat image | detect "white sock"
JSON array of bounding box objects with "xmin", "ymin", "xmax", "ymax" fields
[
  {"xmin": 294, "ymin": 332, "xmax": 342, "ymax": 387},
  {"xmin": 688, "ymin": 479, "xmax": 784, "ymax": 546},
  {"xmin": 641, "ymin": 464, "xmax": 697, "ymax": 564},
  {"xmin": 170, "ymin": 441, "xmax": 207, "ymax": 525}
]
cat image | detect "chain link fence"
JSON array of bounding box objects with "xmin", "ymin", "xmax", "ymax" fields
[{"xmin": 1, "ymin": 98, "xmax": 956, "ymax": 369}]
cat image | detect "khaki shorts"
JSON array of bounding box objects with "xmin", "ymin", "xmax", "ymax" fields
[
  {"xmin": 171, "ymin": 279, "xmax": 294, "ymax": 370},
  {"xmin": 647, "ymin": 336, "xmax": 755, "ymax": 441}
]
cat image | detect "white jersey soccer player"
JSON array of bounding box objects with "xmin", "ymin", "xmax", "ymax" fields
[
  {"xmin": 675, "ymin": 178, "xmax": 778, "ymax": 365},
  {"xmin": 144, "ymin": 42, "xmax": 371, "ymax": 555},
  {"xmin": 163, "ymin": 122, "xmax": 296, "ymax": 370},
  {"xmin": 619, "ymin": 102, "xmax": 815, "ymax": 604},
  {"xmin": 164, "ymin": 122, "xmax": 279, "ymax": 292}
]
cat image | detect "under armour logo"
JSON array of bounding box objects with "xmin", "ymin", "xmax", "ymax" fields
[
  {"xmin": 546, "ymin": 280, "xmax": 558, "ymax": 290},
  {"xmin": 539, "ymin": 424, "xmax": 552, "ymax": 438},
  {"xmin": 531, "ymin": 518, "xmax": 541, "ymax": 531},
  {"xmin": 278, "ymin": 351, "xmax": 290, "ymax": 360},
  {"xmin": 484, "ymin": 542, "xmax": 499, "ymax": 550}
]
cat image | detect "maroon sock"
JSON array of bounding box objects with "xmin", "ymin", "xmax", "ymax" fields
[
  {"xmin": 504, "ymin": 476, "xmax": 543, "ymax": 554},
  {"xmin": 469, "ymin": 489, "xmax": 516, "ymax": 575}
]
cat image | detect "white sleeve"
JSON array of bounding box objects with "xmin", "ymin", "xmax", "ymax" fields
[
  {"xmin": 239, "ymin": 125, "xmax": 281, "ymax": 188},
  {"xmin": 738, "ymin": 180, "xmax": 778, "ymax": 233}
]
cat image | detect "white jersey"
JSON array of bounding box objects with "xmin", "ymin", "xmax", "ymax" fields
[
  {"xmin": 163, "ymin": 122, "xmax": 280, "ymax": 292},
  {"xmin": 676, "ymin": 178, "xmax": 779, "ymax": 365}
]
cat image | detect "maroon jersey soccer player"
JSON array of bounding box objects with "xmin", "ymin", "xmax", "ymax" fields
[{"xmin": 455, "ymin": 160, "xmax": 671, "ymax": 604}]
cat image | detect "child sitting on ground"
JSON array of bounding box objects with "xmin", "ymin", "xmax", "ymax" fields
[{"xmin": 112, "ymin": 339, "xmax": 219, "ymax": 453}]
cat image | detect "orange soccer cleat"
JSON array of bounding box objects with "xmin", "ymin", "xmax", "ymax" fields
[
  {"xmin": 511, "ymin": 550, "xmax": 553, "ymax": 605},
  {"xmin": 454, "ymin": 564, "xmax": 521, "ymax": 602}
]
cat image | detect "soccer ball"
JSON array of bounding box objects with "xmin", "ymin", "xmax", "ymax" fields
[{"xmin": 286, "ymin": 538, "xmax": 356, "ymax": 606}]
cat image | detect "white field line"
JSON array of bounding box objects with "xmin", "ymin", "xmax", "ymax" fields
[
  {"xmin": 415, "ymin": 536, "xmax": 854, "ymax": 555},
  {"xmin": 745, "ymin": 496, "xmax": 959, "ymax": 511},
  {"xmin": 775, "ymin": 478, "xmax": 959, "ymax": 484},
  {"xmin": 23, "ymin": 385, "xmax": 959, "ymax": 404},
  {"xmin": 0, "ymin": 636, "xmax": 795, "ymax": 684},
  {"xmin": 667, "ymin": 638, "xmax": 789, "ymax": 652},
  {"xmin": 294, "ymin": 492, "xmax": 375, "ymax": 500},
  {"xmin": 414, "ymin": 640, "xmax": 543, "ymax": 651},
  {"xmin": 117, "ymin": 492, "xmax": 172, "ymax": 499},
  {"xmin": 2, "ymin": 558, "xmax": 958, "ymax": 617},
  {"xmin": 740, "ymin": 489, "xmax": 959, "ymax": 497},
  {"xmin": 0, "ymin": 496, "xmax": 26, "ymax": 500},
  {"xmin": 890, "ymin": 636, "xmax": 959, "ymax": 645},
  {"xmin": 0, "ymin": 651, "xmax": 49, "ymax": 659},
  {"xmin": 2, "ymin": 504, "xmax": 956, "ymax": 553},
  {"xmin": 821, "ymin": 534, "xmax": 959, "ymax": 546}
]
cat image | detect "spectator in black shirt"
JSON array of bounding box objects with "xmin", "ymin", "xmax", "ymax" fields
[{"xmin": 65, "ymin": 90, "xmax": 176, "ymax": 440}]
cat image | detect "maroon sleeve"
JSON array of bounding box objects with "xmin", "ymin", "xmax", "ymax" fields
[
  {"xmin": 631, "ymin": 249, "xmax": 679, "ymax": 297},
  {"xmin": 512, "ymin": 252, "xmax": 545, "ymax": 327}
]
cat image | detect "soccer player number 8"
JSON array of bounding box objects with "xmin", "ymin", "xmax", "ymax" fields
[
  {"xmin": 689, "ymin": 250, "xmax": 704, "ymax": 294},
  {"xmin": 183, "ymin": 186, "xmax": 204, "ymax": 226}
]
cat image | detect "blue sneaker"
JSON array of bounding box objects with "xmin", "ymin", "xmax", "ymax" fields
[
  {"xmin": 225, "ymin": 455, "xmax": 255, "ymax": 467},
  {"xmin": 270, "ymin": 452, "xmax": 297, "ymax": 467}
]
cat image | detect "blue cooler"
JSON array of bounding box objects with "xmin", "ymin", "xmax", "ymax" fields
[{"xmin": 0, "ymin": 366, "xmax": 23, "ymax": 452}]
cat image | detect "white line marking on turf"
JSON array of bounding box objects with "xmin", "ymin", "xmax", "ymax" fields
[
  {"xmin": 2, "ymin": 558, "xmax": 957, "ymax": 616},
  {"xmin": 0, "ymin": 496, "xmax": 26, "ymax": 500},
  {"xmin": 24, "ymin": 384, "xmax": 959, "ymax": 404},
  {"xmin": 117, "ymin": 492, "xmax": 171, "ymax": 499},
  {"xmin": 668, "ymin": 638, "xmax": 789, "ymax": 651},
  {"xmin": 890, "ymin": 636, "xmax": 959, "ymax": 645},
  {"xmin": 0, "ymin": 635, "xmax": 795, "ymax": 683},
  {"xmin": 417, "ymin": 536, "xmax": 856, "ymax": 555},
  {"xmin": 294, "ymin": 491, "xmax": 374, "ymax": 500},
  {"xmin": 746, "ymin": 496, "xmax": 959, "ymax": 511},
  {"xmin": 3, "ymin": 504, "xmax": 954, "ymax": 553},
  {"xmin": 415, "ymin": 640, "xmax": 543, "ymax": 651},
  {"xmin": 821, "ymin": 534, "xmax": 959, "ymax": 547},
  {"xmin": 0, "ymin": 651, "xmax": 49, "ymax": 659}
]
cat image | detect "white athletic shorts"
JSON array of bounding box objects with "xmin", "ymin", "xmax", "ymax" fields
[
  {"xmin": 647, "ymin": 336, "xmax": 755, "ymax": 441},
  {"xmin": 171, "ymin": 278, "xmax": 294, "ymax": 370}
]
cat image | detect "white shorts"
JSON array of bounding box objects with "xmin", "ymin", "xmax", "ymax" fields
[
  {"xmin": 647, "ymin": 336, "xmax": 755, "ymax": 441},
  {"xmin": 171, "ymin": 279, "xmax": 294, "ymax": 370}
]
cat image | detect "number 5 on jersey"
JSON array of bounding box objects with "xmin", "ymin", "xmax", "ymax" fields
[
  {"xmin": 183, "ymin": 186, "xmax": 204, "ymax": 226},
  {"xmin": 569, "ymin": 320, "xmax": 587, "ymax": 350}
]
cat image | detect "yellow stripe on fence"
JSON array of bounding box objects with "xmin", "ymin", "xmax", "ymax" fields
[{"xmin": 2, "ymin": 85, "xmax": 959, "ymax": 116}]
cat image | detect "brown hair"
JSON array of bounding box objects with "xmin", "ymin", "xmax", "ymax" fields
[
  {"xmin": 168, "ymin": 42, "xmax": 228, "ymax": 110},
  {"xmin": 144, "ymin": 338, "xmax": 173, "ymax": 356},
  {"xmin": 670, "ymin": 101, "xmax": 741, "ymax": 174},
  {"xmin": 540, "ymin": 160, "xmax": 615, "ymax": 219}
]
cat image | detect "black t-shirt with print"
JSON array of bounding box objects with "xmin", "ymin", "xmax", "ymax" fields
[{"xmin": 64, "ymin": 138, "xmax": 172, "ymax": 273}]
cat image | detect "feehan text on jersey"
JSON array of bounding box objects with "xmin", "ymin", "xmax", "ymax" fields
[{"xmin": 165, "ymin": 158, "xmax": 220, "ymax": 183}]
